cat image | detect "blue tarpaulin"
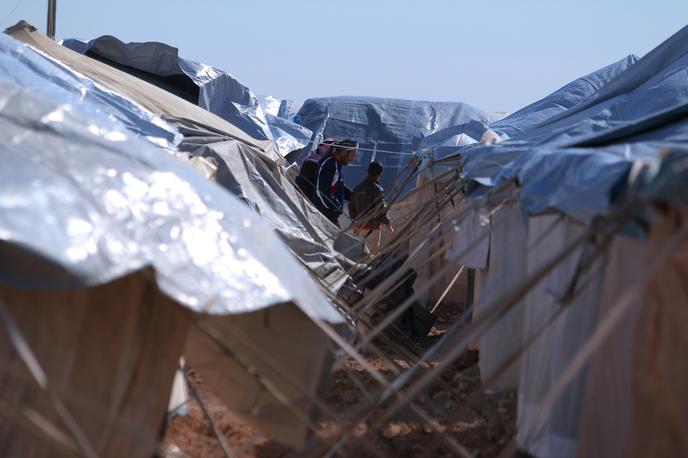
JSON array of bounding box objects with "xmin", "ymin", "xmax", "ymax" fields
[
  {"xmin": 490, "ymin": 55, "xmax": 639, "ymax": 139},
  {"xmin": 458, "ymin": 25, "xmax": 688, "ymax": 222},
  {"xmin": 295, "ymin": 96, "xmax": 496, "ymax": 192}
]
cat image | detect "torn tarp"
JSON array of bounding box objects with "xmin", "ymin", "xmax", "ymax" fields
[{"xmin": 490, "ymin": 55, "xmax": 639, "ymax": 139}]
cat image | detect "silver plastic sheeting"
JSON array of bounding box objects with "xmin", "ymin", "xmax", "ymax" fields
[
  {"xmin": 170, "ymin": 118, "xmax": 365, "ymax": 290},
  {"xmin": 0, "ymin": 33, "xmax": 180, "ymax": 150},
  {"xmin": 0, "ymin": 78, "xmax": 342, "ymax": 323},
  {"xmin": 62, "ymin": 36, "xmax": 309, "ymax": 157},
  {"xmin": 258, "ymin": 96, "xmax": 304, "ymax": 121},
  {"xmin": 265, "ymin": 113, "xmax": 313, "ymax": 157}
]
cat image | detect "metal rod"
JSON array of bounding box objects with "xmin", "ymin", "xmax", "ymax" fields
[{"xmin": 46, "ymin": 0, "xmax": 56, "ymax": 39}]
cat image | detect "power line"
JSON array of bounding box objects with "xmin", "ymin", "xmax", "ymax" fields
[{"xmin": 0, "ymin": 0, "xmax": 26, "ymax": 27}]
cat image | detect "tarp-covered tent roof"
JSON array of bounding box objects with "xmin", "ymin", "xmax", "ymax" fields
[
  {"xmin": 433, "ymin": 27, "xmax": 688, "ymax": 458},
  {"xmin": 172, "ymin": 118, "xmax": 365, "ymax": 291},
  {"xmin": 5, "ymin": 21, "xmax": 280, "ymax": 161},
  {"xmin": 0, "ymin": 29, "xmax": 180, "ymax": 150},
  {"xmin": 6, "ymin": 23, "xmax": 363, "ymax": 294},
  {"xmin": 490, "ymin": 55, "xmax": 639, "ymax": 139},
  {"xmin": 62, "ymin": 34, "xmax": 312, "ymax": 157},
  {"xmin": 0, "ymin": 31, "xmax": 341, "ymax": 323},
  {"xmin": 0, "ymin": 28, "xmax": 350, "ymax": 452},
  {"xmin": 412, "ymin": 54, "xmax": 639, "ymax": 162},
  {"xmin": 295, "ymin": 96, "xmax": 496, "ymax": 191},
  {"xmin": 455, "ymin": 24, "xmax": 688, "ymax": 222}
]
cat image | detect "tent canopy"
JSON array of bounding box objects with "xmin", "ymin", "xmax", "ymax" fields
[
  {"xmin": 5, "ymin": 22, "xmax": 279, "ymax": 161},
  {"xmin": 62, "ymin": 34, "xmax": 312, "ymax": 157},
  {"xmin": 0, "ymin": 31, "xmax": 341, "ymax": 322},
  {"xmin": 295, "ymin": 95, "xmax": 496, "ymax": 192},
  {"xmin": 457, "ymin": 25, "xmax": 688, "ymax": 222}
]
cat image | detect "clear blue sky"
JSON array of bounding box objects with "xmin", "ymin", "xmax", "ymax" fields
[{"xmin": 2, "ymin": 0, "xmax": 686, "ymax": 113}]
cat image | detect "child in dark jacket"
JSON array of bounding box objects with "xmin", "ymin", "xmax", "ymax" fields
[{"xmin": 349, "ymin": 161, "xmax": 393, "ymax": 251}]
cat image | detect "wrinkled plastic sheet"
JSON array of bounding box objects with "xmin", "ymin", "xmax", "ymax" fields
[
  {"xmin": 490, "ymin": 55, "xmax": 638, "ymax": 139},
  {"xmin": 0, "ymin": 33, "xmax": 180, "ymax": 150},
  {"xmin": 265, "ymin": 113, "xmax": 313, "ymax": 157},
  {"xmin": 7, "ymin": 22, "xmax": 277, "ymax": 159},
  {"xmin": 0, "ymin": 78, "xmax": 342, "ymax": 323},
  {"xmin": 258, "ymin": 95, "xmax": 304, "ymax": 122},
  {"xmin": 62, "ymin": 35, "xmax": 309, "ymax": 157},
  {"xmin": 459, "ymin": 25, "xmax": 688, "ymax": 221},
  {"xmin": 295, "ymin": 96, "xmax": 497, "ymax": 192}
]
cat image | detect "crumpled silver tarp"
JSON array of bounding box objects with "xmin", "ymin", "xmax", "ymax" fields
[
  {"xmin": 265, "ymin": 113, "xmax": 313, "ymax": 159},
  {"xmin": 0, "ymin": 32, "xmax": 181, "ymax": 150},
  {"xmin": 7, "ymin": 24, "xmax": 358, "ymax": 297},
  {"xmin": 258, "ymin": 95, "xmax": 304, "ymax": 122},
  {"xmin": 6, "ymin": 22, "xmax": 278, "ymax": 161},
  {"xmin": 62, "ymin": 35, "xmax": 311, "ymax": 157},
  {"xmin": 0, "ymin": 74, "xmax": 342, "ymax": 322}
]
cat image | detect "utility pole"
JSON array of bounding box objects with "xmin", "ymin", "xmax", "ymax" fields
[{"xmin": 46, "ymin": 0, "xmax": 57, "ymax": 39}]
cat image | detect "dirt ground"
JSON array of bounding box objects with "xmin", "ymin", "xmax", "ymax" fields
[{"xmin": 163, "ymin": 303, "xmax": 517, "ymax": 457}]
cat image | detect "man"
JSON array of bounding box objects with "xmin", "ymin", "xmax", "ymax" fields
[
  {"xmin": 314, "ymin": 139, "xmax": 358, "ymax": 225},
  {"xmin": 295, "ymin": 138, "xmax": 335, "ymax": 198},
  {"xmin": 349, "ymin": 161, "xmax": 393, "ymax": 252}
]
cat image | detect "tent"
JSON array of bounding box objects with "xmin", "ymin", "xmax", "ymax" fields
[
  {"xmin": 0, "ymin": 28, "xmax": 347, "ymax": 453},
  {"xmin": 6, "ymin": 22, "xmax": 277, "ymax": 161},
  {"xmin": 442, "ymin": 23, "xmax": 688, "ymax": 458},
  {"xmin": 295, "ymin": 96, "xmax": 497, "ymax": 193},
  {"xmin": 63, "ymin": 35, "xmax": 312, "ymax": 157},
  {"xmin": 8, "ymin": 21, "xmax": 365, "ymax": 292}
]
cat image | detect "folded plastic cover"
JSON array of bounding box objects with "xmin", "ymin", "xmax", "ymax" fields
[
  {"xmin": 62, "ymin": 35, "xmax": 310, "ymax": 157},
  {"xmin": 0, "ymin": 76, "xmax": 342, "ymax": 322}
]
